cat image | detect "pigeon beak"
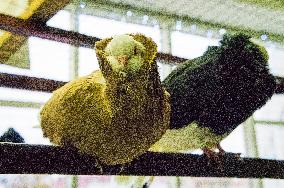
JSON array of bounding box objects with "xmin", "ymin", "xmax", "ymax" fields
[{"xmin": 117, "ymin": 55, "xmax": 129, "ymax": 66}]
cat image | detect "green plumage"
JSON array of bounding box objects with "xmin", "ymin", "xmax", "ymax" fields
[{"xmin": 40, "ymin": 34, "xmax": 170, "ymax": 165}]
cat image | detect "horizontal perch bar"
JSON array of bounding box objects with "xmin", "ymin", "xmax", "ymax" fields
[{"xmin": 1, "ymin": 143, "xmax": 284, "ymax": 178}]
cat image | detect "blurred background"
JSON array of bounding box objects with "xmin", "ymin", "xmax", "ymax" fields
[{"xmin": 0, "ymin": 0, "xmax": 284, "ymax": 187}]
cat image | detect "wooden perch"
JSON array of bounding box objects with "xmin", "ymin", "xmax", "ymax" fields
[{"xmin": 1, "ymin": 143, "xmax": 284, "ymax": 178}]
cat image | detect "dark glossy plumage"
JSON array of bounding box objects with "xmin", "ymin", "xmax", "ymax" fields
[
  {"xmin": 163, "ymin": 34, "xmax": 276, "ymax": 135},
  {"xmin": 0, "ymin": 128, "xmax": 25, "ymax": 143}
]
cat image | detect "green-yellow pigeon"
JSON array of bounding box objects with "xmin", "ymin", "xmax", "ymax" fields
[{"xmin": 40, "ymin": 34, "xmax": 170, "ymax": 165}]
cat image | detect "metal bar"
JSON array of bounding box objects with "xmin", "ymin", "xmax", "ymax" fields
[
  {"xmin": 255, "ymin": 120, "xmax": 284, "ymax": 126},
  {"xmin": 0, "ymin": 14, "xmax": 100, "ymax": 49},
  {"xmin": 0, "ymin": 73, "xmax": 66, "ymax": 92},
  {"xmin": 0, "ymin": 13, "xmax": 186, "ymax": 64},
  {"xmin": 0, "ymin": 100, "xmax": 43, "ymax": 108},
  {"xmin": 156, "ymin": 52, "xmax": 187, "ymax": 64},
  {"xmin": 243, "ymin": 117, "xmax": 263, "ymax": 188},
  {"xmin": 69, "ymin": 8, "xmax": 80, "ymax": 79},
  {"xmin": 1, "ymin": 72, "xmax": 284, "ymax": 96},
  {"xmin": 81, "ymin": 0, "xmax": 284, "ymax": 44},
  {"xmin": 1, "ymin": 143, "xmax": 284, "ymax": 178}
]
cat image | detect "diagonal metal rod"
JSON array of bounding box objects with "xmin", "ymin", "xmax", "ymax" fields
[
  {"xmin": 0, "ymin": 14, "xmax": 186, "ymax": 64},
  {"xmin": 0, "ymin": 14, "xmax": 99, "ymax": 49}
]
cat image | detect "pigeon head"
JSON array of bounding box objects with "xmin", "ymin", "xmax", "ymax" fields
[
  {"xmin": 95, "ymin": 33, "xmax": 157, "ymax": 82},
  {"xmin": 104, "ymin": 34, "xmax": 146, "ymax": 77},
  {"xmin": 219, "ymin": 33, "xmax": 269, "ymax": 68}
]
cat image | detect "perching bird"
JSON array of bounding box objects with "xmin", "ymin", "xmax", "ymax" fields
[
  {"xmin": 150, "ymin": 33, "xmax": 276, "ymax": 156},
  {"xmin": 0, "ymin": 128, "xmax": 25, "ymax": 143},
  {"xmin": 122, "ymin": 33, "xmax": 276, "ymax": 188},
  {"xmin": 40, "ymin": 34, "xmax": 170, "ymax": 165}
]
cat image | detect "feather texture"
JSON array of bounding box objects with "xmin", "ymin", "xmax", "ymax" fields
[
  {"xmin": 40, "ymin": 34, "xmax": 170, "ymax": 165},
  {"xmin": 163, "ymin": 34, "xmax": 276, "ymax": 135}
]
